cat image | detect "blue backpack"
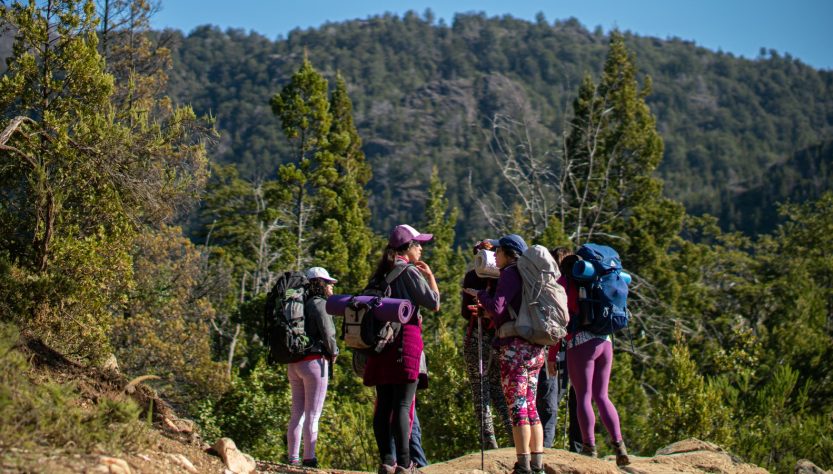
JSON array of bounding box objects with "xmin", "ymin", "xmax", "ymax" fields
[{"xmin": 571, "ymin": 243, "xmax": 631, "ymax": 335}]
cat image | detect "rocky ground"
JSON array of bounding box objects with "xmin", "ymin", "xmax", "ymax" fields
[{"xmin": 2, "ymin": 336, "xmax": 831, "ymax": 474}]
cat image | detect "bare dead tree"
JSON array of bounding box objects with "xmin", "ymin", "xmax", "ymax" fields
[
  {"xmin": 251, "ymin": 181, "xmax": 289, "ymax": 295},
  {"xmin": 559, "ymin": 80, "xmax": 628, "ymax": 244},
  {"xmin": 468, "ymin": 113, "xmax": 559, "ymax": 238}
]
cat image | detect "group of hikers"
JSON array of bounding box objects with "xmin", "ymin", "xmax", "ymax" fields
[{"xmin": 274, "ymin": 224, "xmax": 631, "ymax": 474}]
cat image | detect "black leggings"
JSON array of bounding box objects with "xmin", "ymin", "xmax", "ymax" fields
[{"xmin": 374, "ymin": 382, "xmax": 418, "ymax": 466}]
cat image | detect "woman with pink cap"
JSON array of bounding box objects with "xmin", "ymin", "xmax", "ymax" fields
[
  {"xmin": 286, "ymin": 266, "xmax": 339, "ymax": 468},
  {"xmin": 364, "ymin": 224, "xmax": 440, "ymax": 474}
]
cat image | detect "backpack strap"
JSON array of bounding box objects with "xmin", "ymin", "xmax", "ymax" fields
[{"xmin": 385, "ymin": 263, "xmax": 409, "ymax": 285}]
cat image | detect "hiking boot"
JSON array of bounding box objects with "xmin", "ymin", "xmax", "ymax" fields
[
  {"xmin": 579, "ymin": 443, "xmax": 597, "ymax": 458},
  {"xmin": 302, "ymin": 457, "xmax": 319, "ymax": 468},
  {"xmin": 377, "ymin": 463, "xmax": 396, "ymax": 474},
  {"xmin": 288, "ymin": 458, "xmax": 301, "ymax": 467},
  {"xmin": 394, "ymin": 461, "xmax": 422, "ymax": 474},
  {"xmin": 512, "ymin": 462, "xmax": 532, "ymax": 474},
  {"xmin": 530, "ymin": 452, "xmax": 545, "ymax": 473},
  {"xmin": 612, "ymin": 440, "xmax": 630, "ymax": 466}
]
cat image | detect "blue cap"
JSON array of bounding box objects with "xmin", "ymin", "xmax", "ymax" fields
[{"xmin": 487, "ymin": 234, "xmax": 528, "ymax": 256}]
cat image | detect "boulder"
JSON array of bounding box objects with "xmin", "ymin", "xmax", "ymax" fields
[
  {"xmin": 211, "ymin": 437, "xmax": 256, "ymax": 474},
  {"xmin": 795, "ymin": 459, "xmax": 833, "ymax": 474},
  {"xmin": 94, "ymin": 456, "xmax": 132, "ymax": 474}
]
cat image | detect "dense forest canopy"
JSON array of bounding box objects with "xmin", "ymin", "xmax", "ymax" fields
[{"xmin": 158, "ymin": 12, "xmax": 833, "ymax": 242}]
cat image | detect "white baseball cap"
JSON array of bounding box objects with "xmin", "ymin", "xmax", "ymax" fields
[{"xmin": 305, "ymin": 266, "xmax": 337, "ymax": 283}]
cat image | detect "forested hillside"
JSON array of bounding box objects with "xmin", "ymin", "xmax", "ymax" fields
[
  {"xmin": 2, "ymin": 3, "xmax": 832, "ymax": 474},
  {"xmin": 726, "ymin": 139, "xmax": 833, "ymax": 234},
  {"xmin": 161, "ymin": 12, "xmax": 833, "ymax": 240}
]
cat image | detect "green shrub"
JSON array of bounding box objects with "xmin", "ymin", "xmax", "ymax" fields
[
  {"xmin": 197, "ymin": 359, "xmax": 291, "ymax": 461},
  {"xmin": 0, "ymin": 322, "xmax": 151, "ymax": 453}
]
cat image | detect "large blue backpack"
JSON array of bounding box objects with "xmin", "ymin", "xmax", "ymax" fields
[{"xmin": 571, "ymin": 243, "xmax": 631, "ymax": 335}]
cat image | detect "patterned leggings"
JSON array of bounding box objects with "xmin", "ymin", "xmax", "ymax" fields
[
  {"xmin": 463, "ymin": 326, "xmax": 514, "ymax": 443},
  {"xmin": 498, "ymin": 338, "xmax": 546, "ymax": 427}
]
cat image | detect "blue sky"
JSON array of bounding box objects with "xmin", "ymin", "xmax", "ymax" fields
[{"xmin": 152, "ymin": 0, "xmax": 833, "ymax": 70}]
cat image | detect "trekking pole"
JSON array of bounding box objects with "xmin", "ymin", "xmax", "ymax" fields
[
  {"xmin": 563, "ymin": 380, "xmax": 570, "ymax": 449},
  {"xmin": 562, "ymin": 349, "xmax": 570, "ymax": 450},
  {"xmin": 478, "ymin": 310, "xmax": 485, "ymax": 471}
]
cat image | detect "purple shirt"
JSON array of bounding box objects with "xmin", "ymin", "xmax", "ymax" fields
[{"xmin": 477, "ymin": 262, "xmax": 522, "ymax": 343}]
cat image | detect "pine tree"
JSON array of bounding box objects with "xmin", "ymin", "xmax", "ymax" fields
[
  {"xmin": 315, "ymin": 73, "xmax": 376, "ymax": 292},
  {"xmin": 418, "ymin": 167, "xmax": 478, "ymax": 461},
  {"xmin": 421, "ymin": 166, "xmax": 466, "ymax": 336},
  {"xmin": 270, "ymin": 57, "xmax": 335, "ymax": 270},
  {"xmin": 270, "ymin": 61, "xmax": 375, "ymax": 286},
  {"xmin": 562, "ymin": 32, "xmax": 684, "ymax": 276},
  {"xmin": 97, "ymin": 0, "xmax": 169, "ymax": 113}
]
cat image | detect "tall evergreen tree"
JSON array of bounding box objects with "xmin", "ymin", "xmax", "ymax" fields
[
  {"xmin": 270, "ymin": 57, "xmax": 335, "ymax": 270},
  {"xmin": 421, "ymin": 166, "xmax": 466, "ymax": 335},
  {"xmin": 97, "ymin": 0, "xmax": 168, "ymax": 113},
  {"xmin": 560, "ymin": 31, "xmax": 684, "ymax": 284},
  {"xmin": 270, "ymin": 62, "xmax": 374, "ymax": 285},
  {"xmin": 315, "ymin": 74, "xmax": 376, "ymax": 292}
]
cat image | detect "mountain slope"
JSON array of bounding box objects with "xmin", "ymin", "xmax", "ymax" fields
[{"xmin": 163, "ymin": 13, "xmax": 833, "ymax": 239}]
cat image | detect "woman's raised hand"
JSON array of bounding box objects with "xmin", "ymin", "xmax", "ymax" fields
[
  {"xmin": 413, "ymin": 260, "xmax": 433, "ymax": 277},
  {"xmin": 413, "ymin": 260, "xmax": 440, "ymax": 301}
]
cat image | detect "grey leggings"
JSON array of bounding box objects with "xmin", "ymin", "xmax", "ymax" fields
[{"xmin": 463, "ymin": 325, "xmax": 513, "ymax": 444}]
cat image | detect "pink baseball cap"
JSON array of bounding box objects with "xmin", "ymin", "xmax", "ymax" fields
[{"xmin": 388, "ymin": 224, "xmax": 433, "ymax": 248}]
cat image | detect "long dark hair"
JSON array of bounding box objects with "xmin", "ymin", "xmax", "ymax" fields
[
  {"xmin": 559, "ymin": 254, "xmax": 580, "ymax": 280},
  {"xmin": 550, "ymin": 247, "xmax": 572, "ymax": 267},
  {"xmin": 370, "ymin": 241, "xmax": 414, "ymax": 283},
  {"xmin": 307, "ymin": 278, "xmax": 328, "ymax": 298}
]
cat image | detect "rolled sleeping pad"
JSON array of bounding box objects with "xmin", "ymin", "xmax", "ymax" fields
[
  {"xmin": 619, "ymin": 271, "xmax": 632, "ymax": 285},
  {"xmin": 326, "ymin": 294, "xmax": 415, "ymax": 324},
  {"xmin": 474, "ymin": 249, "xmax": 500, "ymax": 279},
  {"xmin": 572, "ymin": 260, "xmax": 596, "ymax": 280}
]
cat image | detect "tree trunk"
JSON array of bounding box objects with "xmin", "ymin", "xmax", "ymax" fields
[{"xmin": 295, "ymin": 183, "xmax": 305, "ymax": 271}]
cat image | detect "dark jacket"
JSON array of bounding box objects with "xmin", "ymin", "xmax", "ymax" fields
[
  {"xmin": 303, "ymin": 295, "xmax": 339, "ymax": 358},
  {"xmin": 363, "ymin": 259, "xmax": 440, "ymax": 386}
]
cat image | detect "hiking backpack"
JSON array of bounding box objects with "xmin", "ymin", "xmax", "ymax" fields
[
  {"xmin": 497, "ymin": 244, "xmax": 569, "ymax": 345},
  {"xmin": 342, "ymin": 264, "xmax": 408, "ymax": 353},
  {"xmin": 263, "ymin": 271, "xmax": 310, "ymax": 364},
  {"xmin": 344, "ymin": 265, "xmax": 409, "ymax": 377},
  {"xmin": 571, "ymin": 243, "xmax": 630, "ymax": 335}
]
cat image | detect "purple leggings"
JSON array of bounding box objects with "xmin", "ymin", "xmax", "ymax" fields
[
  {"xmin": 566, "ymin": 338, "xmax": 622, "ymax": 446},
  {"xmin": 287, "ymin": 358, "xmax": 329, "ymax": 461}
]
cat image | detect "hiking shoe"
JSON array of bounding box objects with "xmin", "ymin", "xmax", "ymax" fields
[
  {"xmin": 394, "ymin": 461, "xmax": 423, "ymax": 474},
  {"xmin": 612, "ymin": 440, "xmax": 630, "ymax": 466},
  {"xmin": 512, "ymin": 462, "xmax": 532, "ymax": 474},
  {"xmin": 579, "ymin": 443, "xmax": 597, "ymax": 458},
  {"xmin": 302, "ymin": 457, "xmax": 319, "ymax": 468},
  {"xmin": 377, "ymin": 463, "xmax": 396, "ymax": 474},
  {"xmin": 288, "ymin": 458, "xmax": 301, "ymax": 466}
]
